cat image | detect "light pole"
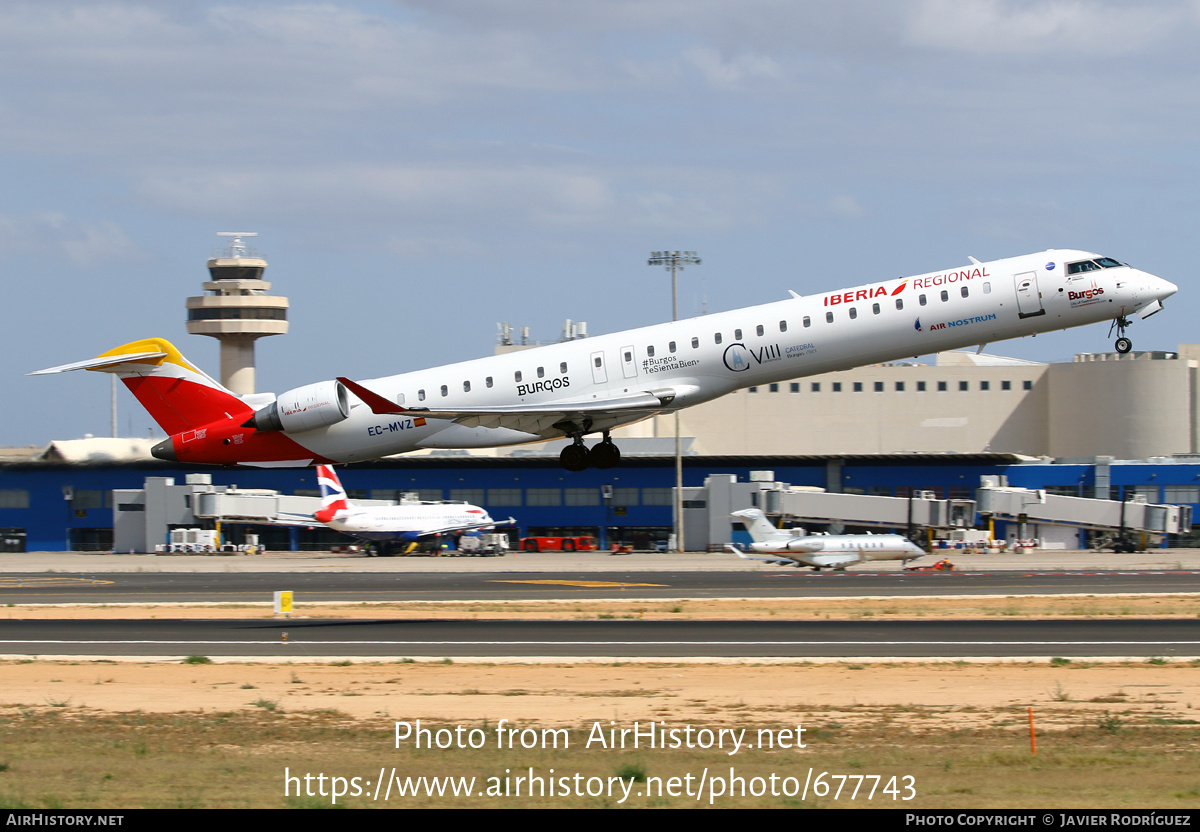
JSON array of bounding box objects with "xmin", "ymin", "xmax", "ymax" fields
[{"xmin": 648, "ymin": 250, "xmax": 700, "ymax": 553}]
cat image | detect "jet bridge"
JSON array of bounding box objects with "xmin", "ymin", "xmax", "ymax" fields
[
  {"xmin": 975, "ymin": 486, "xmax": 1192, "ymax": 536},
  {"xmin": 760, "ymin": 488, "xmax": 975, "ymax": 531}
]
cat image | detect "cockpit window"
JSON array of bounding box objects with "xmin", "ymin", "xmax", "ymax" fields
[{"xmin": 1068, "ymin": 257, "xmax": 1125, "ymax": 275}]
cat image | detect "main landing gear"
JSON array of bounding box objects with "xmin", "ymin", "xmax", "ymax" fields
[
  {"xmin": 559, "ymin": 433, "xmax": 621, "ymax": 472},
  {"xmin": 1109, "ymin": 315, "xmax": 1133, "ymax": 354}
]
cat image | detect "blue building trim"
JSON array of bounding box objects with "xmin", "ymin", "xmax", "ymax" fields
[{"xmin": 2, "ymin": 454, "xmax": 1197, "ymax": 551}]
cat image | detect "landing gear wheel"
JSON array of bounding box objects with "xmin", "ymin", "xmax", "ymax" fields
[
  {"xmin": 1109, "ymin": 315, "xmax": 1132, "ymax": 355},
  {"xmin": 588, "ymin": 439, "xmax": 621, "ymax": 469},
  {"xmin": 560, "ymin": 441, "xmax": 589, "ymax": 472}
]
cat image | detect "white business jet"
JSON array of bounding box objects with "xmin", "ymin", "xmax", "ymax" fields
[
  {"xmin": 32, "ymin": 249, "xmax": 1177, "ymax": 470},
  {"xmin": 276, "ymin": 465, "xmax": 513, "ymax": 556},
  {"xmin": 726, "ymin": 508, "xmax": 926, "ymax": 570}
]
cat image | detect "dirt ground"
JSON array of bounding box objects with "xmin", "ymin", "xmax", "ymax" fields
[
  {"xmin": 4, "ymin": 593, "xmax": 1200, "ymax": 808},
  {"xmin": 3, "ymin": 658, "xmax": 1197, "ymax": 733},
  {"xmin": 3, "ymin": 593, "xmax": 1199, "ymax": 728}
]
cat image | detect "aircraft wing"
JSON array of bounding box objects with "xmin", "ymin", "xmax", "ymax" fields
[
  {"xmin": 264, "ymin": 512, "xmax": 323, "ymax": 528},
  {"xmin": 725, "ymin": 544, "xmax": 802, "ymax": 567},
  {"xmin": 411, "ymin": 516, "xmax": 516, "ymax": 538},
  {"xmin": 338, "ymin": 377, "xmax": 676, "ymax": 435}
]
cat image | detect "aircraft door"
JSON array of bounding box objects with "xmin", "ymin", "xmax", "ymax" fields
[
  {"xmin": 1014, "ymin": 272, "xmax": 1046, "ymax": 319},
  {"xmin": 590, "ymin": 351, "xmax": 608, "ymax": 385},
  {"xmin": 620, "ymin": 345, "xmax": 638, "ymax": 379}
]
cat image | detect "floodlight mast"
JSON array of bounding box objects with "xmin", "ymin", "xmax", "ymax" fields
[{"xmin": 648, "ymin": 251, "xmax": 701, "ymax": 554}]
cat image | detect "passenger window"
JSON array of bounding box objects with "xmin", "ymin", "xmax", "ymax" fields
[
  {"xmin": 537, "ymin": 366, "xmax": 545, "ymax": 378},
  {"xmin": 515, "ymin": 371, "xmax": 522, "ymax": 383},
  {"xmin": 647, "ymin": 346, "xmax": 655, "ymax": 357},
  {"xmin": 669, "ymin": 341, "xmax": 676, "ymax": 353},
  {"xmin": 714, "ymin": 333, "xmax": 723, "ymax": 345},
  {"xmin": 895, "ymin": 298, "xmax": 904, "ymax": 311},
  {"xmin": 560, "ymin": 362, "xmax": 567, "ymax": 374},
  {"xmin": 940, "ymin": 290, "xmax": 949, "ymax": 302},
  {"xmin": 734, "ymin": 329, "xmax": 743, "ymax": 340},
  {"xmin": 779, "ymin": 320, "xmax": 787, "ymax": 333},
  {"xmin": 825, "ymin": 311, "xmax": 834, "ymax": 323},
  {"xmin": 756, "ymin": 325, "xmax": 764, "ymax": 336},
  {"xmin": 803, "ymin": 316, "xmax": 811, "ymax": 327},
  {"xmin": 486, "ymin": 376, "xmax": 493, "ymax": 388},
  {"xmin": 594, "ymin": 356, "xmax": 602, "ymax": 368},
  {"xmin": 463, "ymin": 381, "xmax": 471, "ymax": 392},
  {"xmin": 418, "ymin": 389, "xmax": 425, "ymax": 401},
  {"xmin": 961, "ymin": 286, "xmax": 969, "ymax": 298},
  {"xmin": 623, "ymin": 351, "xmax": 632, "ymax": 362},
  {"xmin": 849, "ymin": 307, "xmax": 858, "ymax": 320},
  {"xmin": 872, "ymin": 303, "xmax": 880, "ymax": 315},
  {"xmin": 983, "ymin": 282, "xmax": 991, "ymax": 294},
  {"xmin": 440, "ymin": 385, "xmax": 448, "ymax": 397},
  {"xmin": 919, "ymin": 294, "xmax": 927, "ymax": 306},
  {"xmin": 691, "ymin": 337, "xmax": 699, "ymax": 349}
]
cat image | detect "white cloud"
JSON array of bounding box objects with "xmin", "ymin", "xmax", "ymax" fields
[
  {"xmin": 683, "ymin": 46, "xmax": 782, "ymax": 91},
  {"xmin": 0, "ymin": 211, "xmax": 148, "ymax": 268},
  {"xmin": 905, "ymin": 0, "xmax": 1186, "ymax": 53},
  {"xmin": 828, "ymin": 194, "xmax": 865, "ymax": 218}
]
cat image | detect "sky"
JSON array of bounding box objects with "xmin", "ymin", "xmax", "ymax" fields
[{"xmin": 5, "ymin": 0, "xmax": 1199, "ymax": 445}]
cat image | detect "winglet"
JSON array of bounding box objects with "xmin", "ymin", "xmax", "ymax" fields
[{"xmin": 336, "ymin": 377, "xmax": 405, "ymax": 415}]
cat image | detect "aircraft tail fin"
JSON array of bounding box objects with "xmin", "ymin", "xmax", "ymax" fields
[
  {"xmin": 731, "ymin": 508, "xmax": 781, "ymax": 544},
  {"xmin": 314, "ymin": 464, "xmax": 352, "ymax": 522},
  {"xmin": 30, "ymin": 338, "xmax": 251, "ymax": 436}
]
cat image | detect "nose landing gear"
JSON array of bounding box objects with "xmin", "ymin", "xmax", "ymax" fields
[{"xmin": 1108, "ymin": 315, "xmax": 1133, "ymax": 354}]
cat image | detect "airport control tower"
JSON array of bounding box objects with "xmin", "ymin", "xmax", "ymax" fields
[{"xmin": 185, "ymin": 232, "xmax": 289, "ymax": 395}]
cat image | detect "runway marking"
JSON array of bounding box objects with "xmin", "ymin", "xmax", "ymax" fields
[
  {"xmin": 3, "ymin": 640, "xmax": 1198, "ymax": 647},
  {"xmin": 489, "ymin": 580, "xmax": 668, "ymax": 588},
  {"xmin": 0, "ymin": 577, "xmax": 113, "ymax": 588}
]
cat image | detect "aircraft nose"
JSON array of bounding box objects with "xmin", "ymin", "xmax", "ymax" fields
[{"xmin": 1151, "ymin": 274, "xmax": 1179, "ymax": 301}]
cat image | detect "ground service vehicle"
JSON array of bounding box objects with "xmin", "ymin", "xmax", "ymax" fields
[{"xmin": 519, "ymin": 536, "xmax": 599, "ymax": 552}]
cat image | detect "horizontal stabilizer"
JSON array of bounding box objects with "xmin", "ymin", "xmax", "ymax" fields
[{"xmin": 29, "ymin": 351, "xmax": 168, "ymax": 376}]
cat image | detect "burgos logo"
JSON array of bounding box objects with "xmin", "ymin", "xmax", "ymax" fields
[
  {"xmin": 1068, "ymin": 288, "xmax": 1104, "ymax": 301},
  {"xmin": 723, "ymin": 343, "xmax": 751, "ymax": 372}
]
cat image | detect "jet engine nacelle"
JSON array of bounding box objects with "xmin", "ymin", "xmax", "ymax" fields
[{"xmin": 243, "ymin": 380, "xmax": 350, "ymax": 433}]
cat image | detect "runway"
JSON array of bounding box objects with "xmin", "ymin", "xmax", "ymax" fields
[
  {"xmin": 2, "ymin": 618, "xmax": 1197, "ymax": 659},
  {"xmin": 3, "ymin": 569, "xmax": 1200, "ymax": 604}
]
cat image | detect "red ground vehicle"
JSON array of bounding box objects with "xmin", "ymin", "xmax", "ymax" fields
[
  {"xmin": 905, "ymin": 558, "xmax": 955, "ymax": 572},
  {"xmin": 519, "ymin": 536, "xmax": 600, "ymax": 552}
]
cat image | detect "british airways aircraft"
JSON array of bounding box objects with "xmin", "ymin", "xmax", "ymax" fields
[
  {"xmin": 276, "ymin": 465, "xmax": 513, "ymax": 556},
  {"xmin": 32, "ymin": 249, "xmax": 1177, "ymax": 471},
  {"xmin": 725, "ymin": 508, "xmax": 925, "ymax": 570}
]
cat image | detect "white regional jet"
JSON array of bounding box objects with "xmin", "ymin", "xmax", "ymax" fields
[
  {"xmin": 32, "ymin": 249, "xmax": 1177, "ymax": 471},
  {"xmin": 726, "ymin": 508, "xmax": 926, "ymax": 570},
  {"xmin": 278, "ymin": 464, "xmax": 513, "ymax": 556}
]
